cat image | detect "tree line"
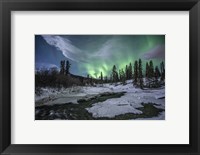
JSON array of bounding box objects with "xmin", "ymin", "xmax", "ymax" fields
[
  {"xmin": 96, "ymin": 59, "xmax": 165, "ymax": 88},
  {"xmin": 36, "ymin": 59, "xmax": 165, "ymax": 89},
  {"xmin": 36, "ymin": 60, "xmax": 81, "ymax": 88}
]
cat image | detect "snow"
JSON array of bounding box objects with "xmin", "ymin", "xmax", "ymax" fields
[
  {"xmin": 35, "ymin": 86, "xmax": 114, "ymax": 105},
  {"xmin": 86, "ymin": 83, "xmax": 165, "ymax": 118},
  {"xmin": 86, "ymin": 98, "xmax": 143, "ymax": 118},
  {"xmin": 36, "ymin": 80, "xmax": 165, "ymax": 119}
]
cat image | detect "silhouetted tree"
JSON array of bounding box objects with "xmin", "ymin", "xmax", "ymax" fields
[
  {"xmin": 149, "ymin": 60, "xmax": 154, "ymax": 78},
  {"xmin": 65, "ymin": 60, "xmax": 71, "ymax": 75},
  {"xmin": 60, "ymin": 60, "xmax": 65, "ymax": 75},
  {"xmin": 125, "ymin": 65, "xmax": 129, "ymax": 80},
  {"xmin": 121, "ymin": 69, "xmax": 126, "ymax": 85},
  {"xmin": 160, "ymin": 61, "xmax": 165, "ymax": 81},
  {"xmin": 129, "ymin": 63, "xmax": 132, "ymax": 79},
  {"xmin": 145, "ymin": 62, "xmax": 149, "ymax": 78},
  {"xmin": 105, "ymin": 76, "xmax": 108, "ymax": 83},
  {"xmin": 133, "ymin": 60, "xmax": 138, "ymax": 85},
  {"xmin": 110, "ymin": 73, "xmax": 113, "ymax": 82},
  {"xmin": 100, "ymin": 72, "xmax": 103, "ymax": 84},
  {"xmin": 138, "ymin": 59, "xmax": 144, "ymax": 89},
  {"xmin": 119, "ymin": 69, "xmax": 122, "ymax": 81},
  {"xmin": 112, "ymin": 65, "xmax": 118, "ymax": 83}
]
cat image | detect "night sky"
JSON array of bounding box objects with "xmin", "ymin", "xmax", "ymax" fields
[{"xmin": 35, "ymin": 35, "xmax": 165, "ymax": 78}]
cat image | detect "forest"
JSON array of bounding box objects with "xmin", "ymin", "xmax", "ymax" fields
[{"xmin": 35, "ymin": 59, "xmax": 165, "ymax": 91}]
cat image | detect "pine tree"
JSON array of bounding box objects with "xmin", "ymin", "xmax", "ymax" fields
[
  {"xmin": 149, "ymin": 60, "xmax": 154, "ymax": 78},
  {"xmin": 116, "ymin": 72, "xmax": 119, "ymax": 82},
  {"xmin": 155, "ymin": 66, "xmax": 161, "ymax": 77},
  {"xmin": 110, "ymin": 73, "xmax": 113, "ymax": 82},
  {"xmin": 125, "ymin": 65, "xmax": 129, "ymax": 80},
  {"xmin": 133, "ymin": 60, "xmax": 138, "ymax": 85},
  {"xmin": 160, "ymin": 61, "xmax": 165, "ymax": 81},
  {"xmin": 145, "ymin": 62, "xmax": 149, "ymax": 78},
  {"xmin": 65, "ymin": 60, "xmax": 71, "ymax": 75},
  {"xmin": 60, "ymin": 60, "xmax": 65, "ymax": 75},
  {"xmin": 100, "ymin": 72, "xmax": 103, "ymax": 82},
  {"xmin": 119, "ymin": 69, "xmax": 122, "ymax": 81},
  {"xmin": 105, "ymin": 76, "xmax": 108, "ymax": 83},
  {"xmin": 129, "ymin": 63, "xmax": 132, "ymax": 79},
  {"xmin": 138, "ymin": 59, "xmax": 144, "ymax": 89},
  {"xmin": 121, "ymin": 69, "xmax": 126, "ymax": 85},
  {"xmin": 112, "ymin": 65, "xmax": 118, "ymax": 83}
]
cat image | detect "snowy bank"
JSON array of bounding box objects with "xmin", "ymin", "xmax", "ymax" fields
[{"xmin": 86, "ymin": 81, "xmax": 165, "ymax": 119}]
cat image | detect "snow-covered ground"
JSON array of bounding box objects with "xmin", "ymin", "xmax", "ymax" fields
[
  {"xmin": 36, "ymin": 80, "xmax": 165, "ymax": 120},
  {"xmin": 35, "ymin": 85, "xmax": 113, "ymax": 105},
  {"xmin": 86, "ymin": 80, "xmax": 165, "ymax": 119}
]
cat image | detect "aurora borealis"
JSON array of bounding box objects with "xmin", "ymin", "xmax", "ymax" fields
[{"xmin": 35, "ymin": 35, "xmax": 165, "ymax": 78}]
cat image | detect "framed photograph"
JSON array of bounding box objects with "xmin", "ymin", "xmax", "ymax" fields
[
  {"xmin": 0, "ymin": 0, "xmax": 199, "ymax": 154},
  {"xmin": 35, "ymin": 34, "xmax": 165, "ymax": 120}
]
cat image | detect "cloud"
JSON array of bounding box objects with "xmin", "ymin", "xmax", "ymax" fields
[
  {"xmin": 42, "ymin": 35, "xmax": 85, "ymax": 62},
  {"xmin": 93, "ymin": 39, "xmax": 114, "ymax": 58},
  {"xmin": 142, "ymin": 45, "xmax": 165, "ymax": 60},
  {"xmin": 35, "ymin": 62, "xmax": 59, "ymax": 71},
  {"xmin": 42, "ymin": 35, "xmax": 117, "ymax": 63}
]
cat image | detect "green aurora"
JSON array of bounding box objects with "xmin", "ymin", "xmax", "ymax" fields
[{"xmin": 36, "ymin": 35, "xmax": 165, "ymax": 78}]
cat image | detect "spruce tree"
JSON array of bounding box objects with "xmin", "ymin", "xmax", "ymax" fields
[
  {"xmin": 105, "ymin": 76, "xmax": 108, "ymax": 83},
  {"xmin": 119, "ymin": 69, "xmax": 122, "ymax": 81},
  {"xmin": 145, "ymin": 62, "xmax": 149, "ymax": 78},
  {"xmin": 160, "ymin": 61, "xmax": 165, "ymax": 81},
  {"xmin": 112, "ymin": 65, "xmax": 118, "ymax": 83},
  {"xmin": 60, "ymin": 60, "xmax": 65, "ymax": 75},
  {"xmin": 116, "ymin": 72, "xmax": 119, "ymax": 82},
  {"xmin": 155, "ymin": 66, "xmax": 161, "ymax": 77},
  {"xmin": 65, "ymin": 60, "xmax": 71, "ymax": 75},
  {"xmin": 121, "ymin": 69, "xmax": 126, "ymax": 85},
  {"xmin": 129, "ymin": 63, "xmax": 132, "ymax": 79},
  {"xmin": 138, "ymin": 59, "xmax": 144, "ymax": 89},
  {"xmin": 133, "ymin": 60, "xmax": 138, "ymax": 85},
  {"xmin": 110, "ymin": 74, "xmax": 113, "ymax": 82},
  {"xmin": 100, "ymin": 71, "xmax": 103, "ymax": 82},
  {"xmin": 149, "ymin": 60, "xmax": 154, "ymax": 78},
  {"xmin": 125, "ymin": 65, "xmax": 129, "ymax": 80}
]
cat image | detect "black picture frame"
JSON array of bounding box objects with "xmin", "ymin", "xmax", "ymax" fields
[{"xmin": 0, "ymin": 0, "xmax": 200, "ymax": 154}]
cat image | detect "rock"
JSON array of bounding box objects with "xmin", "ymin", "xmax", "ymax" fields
[
  {"xmin": 78, "ymin": 99, "xmax": 87, "ymax": 103},
  {"xmin": 35, "ymin": 110, "xmax": 40, "ymax": 115},
  {"xmin": 55, "ymin": 113, "xmax": 62, "ymax": 118},
  {"xmin": 49, "ymin": 110, "xmax": 55, "ymax": 116}
]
